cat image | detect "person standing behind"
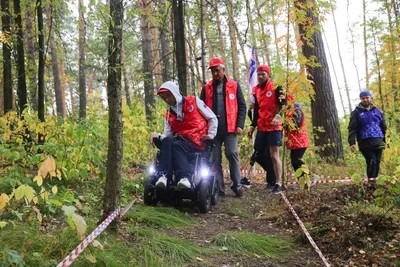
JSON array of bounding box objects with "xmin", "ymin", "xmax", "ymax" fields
[
  {"xmin": 285, "ymin": 94, "xmax": 310, "ymax": 174},
  {"xmin": 348, "ymin": 90, "xmax": 387, "ymax": 179},
  {"xmin": 247, "ymin": 64, "xmax": 285, "ymax": 194},
  {"xmin": 200, "ymin": 57, "xmax": 247, "ymax": 197}
]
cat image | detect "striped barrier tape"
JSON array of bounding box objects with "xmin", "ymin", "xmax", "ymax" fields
[
  {"xmin": 281, "ymin": 192, "xmax": 331, "ymax": 267},
  {"xmin": 57, "ymin": 199, "xmax": 137, "ymax": 267},
  {"xmin": 285, "ymin": 177, "xmax": 377, "ymax": 185}
]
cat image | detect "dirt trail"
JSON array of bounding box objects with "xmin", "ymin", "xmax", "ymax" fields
[{"xmin": 167, "ymin": 184, "xmax": 325, "ymax": 266}]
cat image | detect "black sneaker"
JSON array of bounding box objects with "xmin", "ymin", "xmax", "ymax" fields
[
  {"xmin": 231, "ymin": 185, "xmax": 243, "ymax": 198},
  {"xmin": 240, "ymin": 178, "xmax": 251, "ymax": 188},
  {"xmin": 266, "ymin": 183, "xmax": 275, "ymax": 190},
  {"xmin": 271, "ymin": 184, "xmax": 282, "ymax": 194}
]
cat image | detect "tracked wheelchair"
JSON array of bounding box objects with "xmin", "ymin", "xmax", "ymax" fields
[{"xmin": 144, "ymin": 136, "xmax": 219, "ymax": 213}]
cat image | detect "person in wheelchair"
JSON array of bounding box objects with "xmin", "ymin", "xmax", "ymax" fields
[{"xmin": 150, "ymin": 81, "xmax": 218, "ymax": 189}]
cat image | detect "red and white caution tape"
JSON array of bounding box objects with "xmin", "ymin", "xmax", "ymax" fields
[
  {"xmin": 281, "ymin": 193, "xmax": 331, "ymax": 267},
  {"xmin": 285, "ymin": 177, "xmax": 377, "ymax": 185},
  {"xmin": 57, "ymin": 208, "xmax": 121, "ymax": 267},
  {"xmin": 223, "ymin": 169, "xmax": 268, "ymax": 174}
]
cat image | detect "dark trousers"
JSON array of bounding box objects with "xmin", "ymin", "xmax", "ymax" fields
[
  {"xmin": 360, "ymin": 148, "xmax": 383, "ymax": 178},
  {"xmin": 290, "ymin": 148, "xmax": 306, "ymax": 172},
  {"xmin": 254, "ymin": 132, "xmax": 275, "ymax": 185},
  {"xmin": 158, "ymin": 136, "xmax": 199, "ymax": 180}
]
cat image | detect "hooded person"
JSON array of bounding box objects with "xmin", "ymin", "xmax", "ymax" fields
[
  {"xmin": 285, "ymin": 94, "xmax": 310, "ymax": 174},
  {"xmin": 150, "ymin": 81, "xmax": 218, "ymax": 189},
  {"xmin": 348, "ymin": 90, "xmax": 387, "ymax": 178}
]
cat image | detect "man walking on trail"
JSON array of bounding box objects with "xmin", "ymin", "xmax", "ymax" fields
[
  {"xmin": 348, "ymin": 90, "xmax": 387, "ymax": 179},
  {"xmin": 200, "ymin": 57, "xmax": 247, "ymax": 198},
  {"xmin": 247, "ymin": 64, "xmax": 286, "ymax": 194},
  {"xmin": 150, "ymin": 81, "xmax": 218, "ymax": 189}
]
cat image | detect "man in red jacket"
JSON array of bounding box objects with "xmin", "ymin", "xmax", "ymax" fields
[
  {"xmin": 200, "ymin": 58, "xmax": 247, "ymax": 198},
  {"xmin": 150, "ymin": 81, "xmax": 218, "ymax": 189},
  {"xmin": 247, "ymin": 65, "xmax": 285, "ymax": 194}
]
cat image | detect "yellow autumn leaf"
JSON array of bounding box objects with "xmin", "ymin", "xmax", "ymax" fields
[
  {"xmin": 0, "ymin": 221, "xmax": 7, "ymax": 229},
  {"xmin": 32, "ymin": 196, "xmax": 38, "ymax": 204},
  {"xmin": 56, "ymin": 169, "xmax": 62, "ymax": 180},
  {"xmin": 49, "ymin": 171, "xmax": 56, "ymax": 177},
  {"xmin": 85, "ymin": 255, "xmax": 97, "ymax": 263},
  {"xmin": 42, "ymin": 191, "xmax": 49, "ymax": 201},
  {"xmin": 0, "ymin": 194, "xmax": 9, "ymax": 209},
  {"xmin": 37, "ymin": 213, "xmax": 43, "ymax": 222},
  {"xmin": 52, "ymin": 186, "xmax": 58, "ymax": 194},
  {"xmin": 92, "ymin": 240, "xmax": 104, "ymax": 250},
  {"xmin": 39, "ymin": 161, "xmax": 48, "ymax": 178},
  {"xmin": 24, "ymin": 186, "xmax": 35, "ymax": 203},
  {"xmin": 15, "ymin": 185, "xmax": 25, "ymax": 200},
  {"xmin": 34, "ymin": 175, "xmax": 43, "ymax": 186},
  {"xmin": 73, "ymin": 214, "xmax": 87, "ymax": 237}
]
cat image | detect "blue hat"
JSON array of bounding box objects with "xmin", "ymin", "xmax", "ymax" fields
[{"xmin": 360, "ymin": 90, "xmax": 371, "ymax": 98}]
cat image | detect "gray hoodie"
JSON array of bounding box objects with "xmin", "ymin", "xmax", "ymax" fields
[{"xmin": 158, "ymin": 81, "xmax": 218, "ymax": 140}]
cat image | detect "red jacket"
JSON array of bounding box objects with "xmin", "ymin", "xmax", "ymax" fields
[
  {"xmin": 166, "ymin": 96, "xmax": 208, "ymax": 149},
  {"xmin": 204, "ymin": 78, "xmax": 238, "ymax": 133},
  {"xmin": 255, "ymin": 80, "xmax": 282, "ymax": 131},
  {"xmin": 285, "ymin": 107, "xmax": 309, "ymax": 150}
]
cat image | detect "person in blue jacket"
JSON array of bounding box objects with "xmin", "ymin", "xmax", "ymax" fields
[{"xmin": 348, "ymin": 90, "xmax": 387, "ymax": 178}]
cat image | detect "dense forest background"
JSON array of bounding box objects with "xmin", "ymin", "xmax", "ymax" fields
[{"xmin": 0, "ymin": 0, "xmax": 399, "ymax": 266}]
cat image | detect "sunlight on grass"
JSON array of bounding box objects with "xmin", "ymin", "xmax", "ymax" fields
[
  {"xmin": 125, "ymin": 205, "xmax": 195, "ymax": 228},
  {"xmin": 211, "ymin": 231, "xmax": 293, "ymax": 258}
]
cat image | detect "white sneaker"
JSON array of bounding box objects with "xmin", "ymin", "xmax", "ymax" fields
[
  {"xmin": 156, "ymin": 175, "xmax": 167, "ymax": 188},
  {"xmin": 177, "ymin": 178, "xmax": 191, "ymax": 189}
]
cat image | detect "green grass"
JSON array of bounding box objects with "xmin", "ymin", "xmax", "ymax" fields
[
  {"xmin": 0, "ymin": 222, "xmax": 210, "ymax": 267},
  {"xmin": 125, "ymin": 205, "xmax": 196, "ymax": 228},
  {"xmin": 211, "ymin": 231, "xmax": 293, "ymax": 258}
]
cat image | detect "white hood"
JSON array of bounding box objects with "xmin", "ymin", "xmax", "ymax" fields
[{"xmin": 158, "ymin": 81, "xmax": 183, "ymax": 118}]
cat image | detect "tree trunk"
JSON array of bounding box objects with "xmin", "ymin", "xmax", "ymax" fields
[
  {"xmin": 24, "ymin": 0, "xmax": 38, "ymax": 111},
  {"xmin": 150, "ymin": 4, "xmax": 162, "ymax": 88},
  {"xmin": 346, "ymin": 0, "xmax": 362, "ymax": 92},
  {"xmin": 296, "ymin": 0, "xmax": 343, "ymax": 160},
  {"xmin": 363, "ymin": 0, "xmax": 369, "ymax": 89},
  {"xmin": 322, "ymin": 31, "xmax": 346, "ymax": 116},
  {"xmin": 246, "ymin": 0, "xmax": 259, "ymax": 64},
  {"xmin": 122, "ymin": 47, "xmax": 131, "ymax": 107},
  {"xmin": 270, "ymin": 0, "xmax": 280, "ymax": 64},
  {"xmin": 200, "ymin": 0, "xmax": 206, "ymax": 85},
  {"xmin": 158, "ymin": 0, "xmax": 171, "ymax": 83},
  {"xmin": 103, "ymin": 0, "xmax": 124, "ymax": 220},
  {"xmin": 14, "ymin": 0, "xmax": 27, "ymax": 114},
  {"xmin": 140, "ymin": 0, "xmax": 155, "ymax": 119},
  {"xmin": 37, "ymin": 0, "xmax": 45, "ymax": 123},
  {"xmin": 370, "ymin": 22, "xmax": 384, "ymax": 113},
  {"xmin": 172, "ymin": 0, "xmax": 187, "ymax": 95},
  {"xmin": 78, "ymin": 0, "xmax": 87, "ymax": 119},
  {"xmin": 213, "ymin": 0, "xmax": 229, "ymax": 77},
  {"xmin": 46, "ymin": 2, "xmax": 64, "ymax": 117},
  {"xmin": 330, "ymin": 1, "xmax": 351, "ymax": 114},
  {"xmin": 226, "ymin": 0, "xmax": 240, "ymax": 82},
  {"xmin": 2, "ymin": 0, "xmax": 12, "ymax": 113},
  {"xmin": 255, "ymin": 0, "xmax": 271, "ymax": 66},
  {"xmin": 60, "ymin": 62, "xmax": 67, "ymax": 115}
]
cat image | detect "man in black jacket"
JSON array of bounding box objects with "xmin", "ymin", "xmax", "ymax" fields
[{"xmin": 200, "ymin": 57, "xmax": 247, "ymax": 197}]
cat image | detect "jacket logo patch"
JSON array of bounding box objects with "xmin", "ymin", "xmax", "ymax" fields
[
  {"xmin": 229, "ymin": 93, "xmax": 235, "ymax": 100},
  {"xmin": 189, "ymin": 105, "xmax": 194, "ymax": 112},
  {"xmin": 266, "ymin": 91, "xmax": 272, "ymax": 97}
]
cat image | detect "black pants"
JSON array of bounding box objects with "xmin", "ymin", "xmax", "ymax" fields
[
  {"xmin": 254, "ymin": 132, "xmax": 275, "ymax": 185},
  {"xmin": 157, "ymin": 136, "xmax": 200, "ymax": 180},
  {"xmin": 360, "ymin": 148, "xmax": 383, "ymax": 178},
  {"xmin": 290, "ymin": 148, "xmax": 306, "ymax": 173}
]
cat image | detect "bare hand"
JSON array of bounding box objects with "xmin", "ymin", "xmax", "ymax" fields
[
  {"xmin": 247, "ymin": 128, "xmax": 254, "ymax": 139},
  {"xmin": 271, "ymin": 118, "xmax": 280, "ymax": 127},
  {"xmin": 235, "ymin": 127, "xmax": 243, "ymax": 135},
  {"xmin": 150, "ymin": 132, "xmax": 159, "ymax": 147},
  {"xmin": 201, "ymin": 135, "xmax": 212, "ymax": 140},
  {"xmin": 350, "ymin": 145, "xmax": 356, "ymax": 152}
]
